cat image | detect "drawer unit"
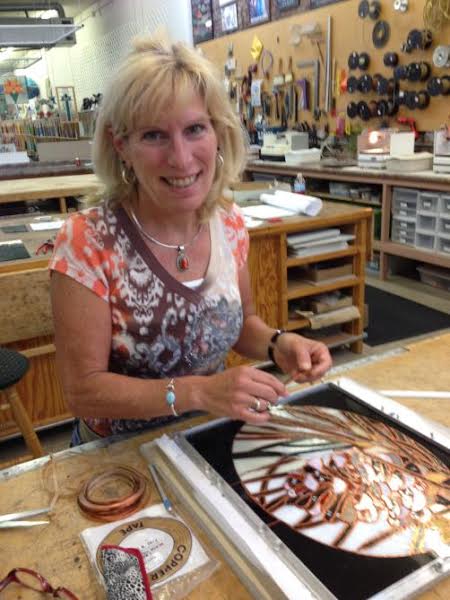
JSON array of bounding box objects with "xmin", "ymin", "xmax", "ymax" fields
[
  {"xmin": 418, "ymin": 192, "xmax": 440, "ymax": 214},
  {"xmin": 392, "ymin": 218, "xmax": 416, "ymax": 245},
  {"xmin": 436, "ymin": 235, "xmax": 450, "ymax": 255},
  {"xmin": 392, "ymin": 188, "xmax": 418, "ymax": 216},
  {"xmin": 417, "ymin": 214, "xmax": 437, "ymax": 232},
  {"xmin": 415, "ymin": 232, "xmax": 436, "ymax": 251},
  {"xmin": 438, "ymin": 216, "xmax": 450, "ymax": 235},
  {"xmin": 441, "ymin": 194, "xmax": 450, "ymax": 214},
  {"xmin": 391, "ymin": 215, "xmax": 416, "ymax": 233}
]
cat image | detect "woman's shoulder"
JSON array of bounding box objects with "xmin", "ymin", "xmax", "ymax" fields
[
  {"xmin": 218, "ymin": 202, "xmax": 246, "ymax": 232},
  {"xmin": 62, "ymin": 202, "xmax": 119, "ymax": 232}
]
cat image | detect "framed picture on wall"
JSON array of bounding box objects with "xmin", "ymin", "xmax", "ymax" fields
[
  {"xmin": 248, "ymin": 0, "xmax": 270, "ymax": 25},
  {"xmin": 275, "ymin": 0, "xmax": 300, "ymax": 10},
  {"xmin": 221, "ymin": 2, "xmax": 238, "ymax": 34},
  {"xmin": 191, "ymin": 0, "xmax": 214, "ymax": 45},
  {"xmin": 56, "ymin": 86, "xmax": 78, "ymax": 122}
]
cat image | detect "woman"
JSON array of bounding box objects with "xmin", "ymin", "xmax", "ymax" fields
[{"xmin": 50, "ymin": 36, "xmax": 332, "ymax": 444}]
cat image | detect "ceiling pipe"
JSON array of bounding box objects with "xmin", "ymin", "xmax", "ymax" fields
[{"xmin": 0, "ymin": 3, "xmax": 66, "ymax": 19}]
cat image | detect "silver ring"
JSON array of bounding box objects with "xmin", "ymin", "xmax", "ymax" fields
[
  {"xmin": 253, "ymin": 398, "xmax": 262, "ymax": 412},
  {"xmin": 252, "ymin": 398, "xmax": 269, "ymax": 412}
]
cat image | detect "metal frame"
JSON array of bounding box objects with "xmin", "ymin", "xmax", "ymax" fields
[{"xmin": 146, "ymin": 380, "xmax": 450, "ymax": 600}]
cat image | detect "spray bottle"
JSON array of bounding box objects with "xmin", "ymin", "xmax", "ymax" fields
[{"xmin": 294, "ymin": 173, "xmax": 306, "ymax": 194}]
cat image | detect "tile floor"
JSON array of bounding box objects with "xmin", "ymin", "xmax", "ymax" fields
[{"xmin": 1, "ymin": 274, "xmax": 449, "ymax": 464}]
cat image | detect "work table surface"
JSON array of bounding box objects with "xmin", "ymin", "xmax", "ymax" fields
[
  {"xmin": 0, "ymin": 174, "xmax": 103, "ymax": 203},
  {"xmin": 1, "ymin": 333, "xmax": 449, "ymax": 599}
]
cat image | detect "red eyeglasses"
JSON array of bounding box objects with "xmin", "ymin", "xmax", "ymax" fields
[{"xmin": 0, "ymin": 568, "xmax": 79, "ymax": 599}]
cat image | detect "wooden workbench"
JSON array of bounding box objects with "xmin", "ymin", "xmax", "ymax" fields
[
  {"xmin": 1, "ymin": 333, "xmax": 449, "ymax": 599},
  {"xmin": 0, "ymin": 173, "xmax": 102, "ymax": 213}
]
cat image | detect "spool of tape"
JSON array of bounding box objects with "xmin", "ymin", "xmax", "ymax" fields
[
  {"xmin": 394, "ymin": 0, "xmax": 408, "ymax": 12},
  {"xmin": 433, "ymin": 46, "xmax": 450, "ymax": 68}
]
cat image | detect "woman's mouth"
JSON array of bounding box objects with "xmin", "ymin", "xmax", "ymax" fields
[{"xmin": 162, "ymin": 173, "xmax": 200, "ymax": 188}]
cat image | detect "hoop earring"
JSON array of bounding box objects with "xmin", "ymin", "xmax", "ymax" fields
[
  {"xmin": 120, "ymin": 162, "xmax": 136, "ymax": 185},
  {"xmin": 216, "ymin": 152, "xmax": 224, "ymax": 168}
]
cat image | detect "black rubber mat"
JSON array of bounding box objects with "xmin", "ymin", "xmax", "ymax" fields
[{"xmin": 364, "ymin": 285, "xmax": 450, "ymax": 346}]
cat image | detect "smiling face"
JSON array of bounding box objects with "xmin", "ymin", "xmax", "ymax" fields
[{"xmin": 115, "ymin": 91, "xmax": 218, "ymax": 219}]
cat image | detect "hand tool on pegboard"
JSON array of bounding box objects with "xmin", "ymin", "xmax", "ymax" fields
[{"xmin": 297, "ymin": 59, "xmax": 321, "ymax": 120}]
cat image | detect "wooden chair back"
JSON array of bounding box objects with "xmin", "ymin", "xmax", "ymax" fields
[
  {"xmin": 0, "ymin": 268, "xmax": 53, "ymax": 349},
  {"xmin": 0, "ymin": 268, "xmax": 54, "ymax": 465}
]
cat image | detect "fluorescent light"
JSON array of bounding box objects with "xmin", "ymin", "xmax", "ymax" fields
[
  {"xmin": 40, "ymin": 10, "xmax": 59, "ymax": 19},
  {"xmin": 0, "ymin": 47, "xmax": 14, "ymax": 62}
]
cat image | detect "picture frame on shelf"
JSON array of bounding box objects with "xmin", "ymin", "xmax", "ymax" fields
[
  {"xmin": 191, "ymin": 0, "xmax": 214, "ymax": 44},
  {"xmin": 247, "ymin": 0, "xmax": 270, "ymax": 25},
  {"xmin": 275, "ymin": 0, "xmax": 299, "ymax": 11},
  {"xmin": 220, "ymin": 2, "xmax": 238, "ymax": 34},
  {"xmin": 55, "ymin": 86, "xmax": 78, "ymax": 122}
]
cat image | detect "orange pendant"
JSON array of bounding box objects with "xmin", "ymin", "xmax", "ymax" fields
[{"xmin": 176, "ymin": 246, "xmax": 189, "ymax": 272}]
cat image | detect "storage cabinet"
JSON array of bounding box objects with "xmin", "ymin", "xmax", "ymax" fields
[
  {"xmin": 245, "ymin": 162, "xmax": 450, "ymax": 279},
  {"xmin": 228, "ymin": 202, "xmax": 372, "ymax": 367}
]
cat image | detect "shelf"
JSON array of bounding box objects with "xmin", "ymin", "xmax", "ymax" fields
[
  {"xmin": 286, "ymin": 276, "xmax": 359, "ymax": 300},
  {"xmin": 286, "ymin": 246, "xmax": 358, "ymax": 267},
  {"xmin": 381, "ymin": 241, "xmax": 450, "ymax": 269},
  {"xmin": 308, "ymin": 191, "xmax": 381, "ymax": 208}
]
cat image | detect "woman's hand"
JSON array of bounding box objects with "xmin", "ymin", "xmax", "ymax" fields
[
  {"xmin": 273, "ymin": 333, "xmax": 332, "ymax": 383},
  {"xmin": 196, "ymin": 366, "xmax": 288, "ymax": 424}
]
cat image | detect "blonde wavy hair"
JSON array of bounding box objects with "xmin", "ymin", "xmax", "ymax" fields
[{"xmin": 92, "ymin": 35, "xmax": 247, "ymax": 220}]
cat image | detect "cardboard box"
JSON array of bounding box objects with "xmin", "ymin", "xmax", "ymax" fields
[
  {"xmin": 310, "ymin": 295, "xmax": 352, "ymax": 314},
  {"xmin": 304, "ymin": 262, "xmax": 353, "ymax": 282}
]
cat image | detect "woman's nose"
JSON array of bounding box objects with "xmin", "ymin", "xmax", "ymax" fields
[{"xmin": 167, "ymin": 134, "xmax": 192, "ymax": 169}]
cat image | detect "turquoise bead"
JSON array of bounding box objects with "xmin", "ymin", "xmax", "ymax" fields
[{"xmin": 166, "ymin": 390, "xmax": 176, "ymax": 406}]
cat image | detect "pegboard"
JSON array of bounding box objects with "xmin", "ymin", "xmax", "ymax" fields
[{"xmin": 199, "ymin": 1, "xmax": 450, "ymax": 132}]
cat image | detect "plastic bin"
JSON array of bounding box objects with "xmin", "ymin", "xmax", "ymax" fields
[
  {"xmin": 441, "ymin": 194, "xmax": 450, "ymax": 214},
  {"xmin": 417, "ymin": 214, "xmax": 438, "ymax": 232},
  {"xmin": 415, "ymin": 232, "xmax": 435, "ymax": 251},
  {"xmin": 391, "ymin": 216, "xmax": 416, "ymax": 235},
  {"xmin": 329, "ymin": 182, "xmax": 351, "ymax": 197},
  {"xmin": 438, "ymin": 216, "xmax": 450, "ymax": 235},
  {"xmin": 436, "ymin": 235, "xmax": 450, "ymax": 255},
  {"xmin": 391, "ymin": 219, "xmax": 415, "ymax": 245},
  {"xmin": 392, "ymin": 188, "xmax": 417, "ymax": 217},
  {"xmin": 418, "ymin": 192, "xmax": 440, "ymax": 213},
  {"xmin": 417, "ymin": 265, "xmax": 450, "ymax": 292}
]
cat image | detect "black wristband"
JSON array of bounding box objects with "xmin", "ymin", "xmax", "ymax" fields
[{"xmin": 268, "ymin": 329, "xmax": 286, "ymax": 365}]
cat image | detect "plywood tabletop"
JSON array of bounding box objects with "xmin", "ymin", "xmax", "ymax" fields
[
  {"xmin": 1, "ymin": 335, "xmax": 449, "ymax": 599},
  {"xmin": 0, "ymin": 174, "xmax": 103, "ymax": 203}
]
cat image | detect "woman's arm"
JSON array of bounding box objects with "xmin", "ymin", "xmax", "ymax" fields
[
  {"xmin": 233, "ymin": 263, "xmax": 333, "ymax": 382},
  {"xmin": 51, "ymin": 272, "xmax": 286, "ymax": 423}
]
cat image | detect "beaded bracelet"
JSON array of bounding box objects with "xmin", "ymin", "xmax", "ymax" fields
[
  {"xmin": 165, "ymin": 378, "xmax": 178, "ymax": 417},
  {"xmin": 268, "ymin": 329, "xmax": 287, "ymax": 367}
]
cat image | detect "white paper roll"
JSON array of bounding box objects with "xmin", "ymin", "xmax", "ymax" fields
[{"xmin": 260, "ymin": 191, "xmax": 323, "ymax": 217}]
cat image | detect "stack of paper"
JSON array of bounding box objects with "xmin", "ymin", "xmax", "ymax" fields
[
  {"xmin": 241, "ymin": 190, "xmax": 323, "ymax": 221},
  {"xmin": 287, "ymin": 228, "xmax": 355, "ymax": 257}
]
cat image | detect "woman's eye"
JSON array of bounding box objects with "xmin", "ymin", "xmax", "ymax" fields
[
  {"xmin": 142, "ymin": 130, "xmax": 166, "ymax": 142},
  {"xmin": 186, "ymin": 123, "xmax": 206, "ymax": 136}
]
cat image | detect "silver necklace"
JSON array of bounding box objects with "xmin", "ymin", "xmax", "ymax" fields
[{"xmin": 129, "ymin": 206, "xmax": 203, "ymax": 272}]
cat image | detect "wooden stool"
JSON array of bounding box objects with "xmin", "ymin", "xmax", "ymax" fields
[{"xmin": 0, "ymin": 347, "xmax": 44, "ymax": 460}]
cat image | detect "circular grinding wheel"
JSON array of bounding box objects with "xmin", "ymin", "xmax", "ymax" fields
[
  {"xmin": 348, "ymin": 51, "xmax": 359, "ymax": 70},
  {"xmin": 358, "ymin": 0, "xmax": 369, "ymax": 18},
  {"xmin": 347, "ymin": 102, "xmax": 358, "ymax": 118},
  {"xmin": 373, "ymin": 21, "xmax": 390, "ymax": 48}
]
